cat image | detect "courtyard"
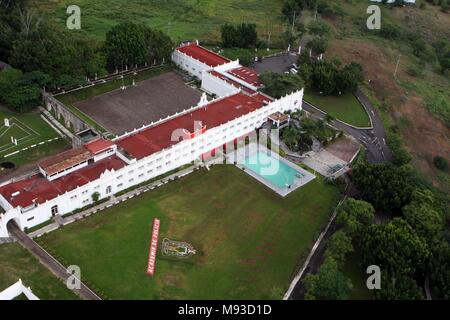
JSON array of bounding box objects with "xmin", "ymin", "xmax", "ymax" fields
[
  {"xmin": 73, "ymin": 71, "xmax": 202, "ymax": 136},
  {"xmin": 37, "ymin": 165, "xmax": 340, "ymax": 300}
]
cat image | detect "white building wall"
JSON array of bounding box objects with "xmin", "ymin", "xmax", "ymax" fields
[
  {"xmin": 0, "ymin": 280, "xmax": 39, "ymax": 300},
  {"xmin": 201, "ymin": 71, "xmax": 240, "ymax": 97},
  {"xmin": 171, "ymin": 49, "xmax": 212, "ymax": 78}
]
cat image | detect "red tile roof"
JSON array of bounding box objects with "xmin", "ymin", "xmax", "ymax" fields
[
  {"xmin": 85, "ymin": 139, "xmax": 115, "ymax": 155},
  {"xmin": 117, "ymin": 92, "xmax": 273, "ymax": 160},
  {"xmin": 39, "ymin": 147, "xmax": 93, "ymax": 176},
  {"xmin": 0, "ymin": 156, "xmax": 126, "ymax": 208},
  {"xmin": 227, "ymin": 67, "xmax": 261, "ymax": 87},
  {"xmin": 177, "ymin": 43, "xmax": 230, "ymax": 67}
]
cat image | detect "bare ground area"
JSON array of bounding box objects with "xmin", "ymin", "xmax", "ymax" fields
[
  {"xmin": 326, "ymin": 39, "xmax": 450, "ymax": 190},
  {"xmin": 75, "ymin": 72, "xmax": 202, "ymax": 136},
  {"xmin": 325, "ymin": 136, "xmax": 360, "ymax": 163}
]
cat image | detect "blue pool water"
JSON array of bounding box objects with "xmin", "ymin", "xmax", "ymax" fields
[{"xmin": 243, "ymin": 152, "xmax": 304, "ymax": 189}]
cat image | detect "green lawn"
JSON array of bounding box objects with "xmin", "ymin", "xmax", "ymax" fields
[
  {"xmin": 33, "ymin": 0, "xmax": 286, "ymax": 44},
  {"xmin": 0, "ymin": 243, "xmax": 79, "ymax": 300},
  {"xmin": 38, "ymin": 165, "xmax": 341, "ymax": 300},
  {"xmin": 56, "ymin": 65, "xmax": 172, "ymax": 136},
  {"xmin": 304, "ymin": 90, "xmax": 371, "ymax": 128},
  {"xmin": 0, "ymin": 106, "xmax": 70, "ymax": 164}
]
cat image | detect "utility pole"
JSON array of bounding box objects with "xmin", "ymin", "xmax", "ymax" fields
[{"xmin": 394, "ymin": 54, "xmax": 401, "ymax": 79}]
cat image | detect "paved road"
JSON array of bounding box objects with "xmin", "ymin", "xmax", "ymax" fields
[
  {"xmin": 252, "ymin": 53, "xmax": 392, "ymax": 164},
  {"xmin": 8, "ymin": 221, "xmax": 101, "ymax": 300}
]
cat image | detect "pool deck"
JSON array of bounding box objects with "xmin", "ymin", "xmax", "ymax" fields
[{"xmin": 230, "ymin": 143, "xmax": 316, "ymax": 197}]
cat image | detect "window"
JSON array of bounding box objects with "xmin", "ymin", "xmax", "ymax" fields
[
  {"xmin": 117, "ymin": 175, "xmax": 123, "ymax": 180},
  {"xmin": 138, "ymin": 174, "xmax": 144, "ymax": 178},
  {"xmin": 51, "ymin": 205, "xmax": 58, "ymax": 216},
  {"xmin": 128, "ymin": 170, "xmax": 134, "ymax": 174},
  {"xmin": 82, "ymin": 190, "xmax": 88, "ymax": 195},
  {"xmin": 70, "ymin": 195, "xmax": 77, "ymax": 200},
  {"xmin": 138, "ymin": 166, "xmax": 144, "ymax": 170},
  {"xmin": 83, "ymin": 199, "xmax": 89, "ymax": 204},
  {"xmin": 117, "ymin": 183, "xmax": 123, "ymax": 188},
  {"xmin": 106, "ymin": 186, "xmax": 112, "ymax": 194},
  {"xmin": 27, "ymin": 216, "xmax": 34, "ymax": 222},
  {"xmin": 147, "ymin": 170, "xmax": 153, "ymax": 174},
  {"xmin": 129, "ymin": 178, "xmax": 134, "ymax": 183}
]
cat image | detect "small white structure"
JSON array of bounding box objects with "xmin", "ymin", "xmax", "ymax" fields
[
  {"xmin": 4, "ymin": 118, "xmax": 10, "ymax": 127},
  {"xmin": 197, "ymin": 92, "xmax": 209, "ymax": 107},
  {"xmin": 10, "ymin": 136, "xmax": 17, "ymax": 146},
  {"xmin": 0, "ymin": 279, "xmax": 40, "ymax": 300}
]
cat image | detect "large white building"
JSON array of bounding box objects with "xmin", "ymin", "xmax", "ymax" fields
[{"xmin": 0, "ymin": 42, "xmax": 303, "ymax": 237}]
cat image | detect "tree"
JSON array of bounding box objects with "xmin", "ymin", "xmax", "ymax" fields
[
  {"xmin": 310, "ymin": 60, "xmax": 337, "ymax": 94},
  {"xmin": 0, "ymin": 67, "xmax": 41, "ymax": 112},
  {"xmin": 91, "ymin": 192, "xmax": 100, "ymax": 203},
  {"xmin": 260, "ymin": 72, "xmax": 304, "ymax": 98},
  {"xmin": 361, "ymin": 218, "xmax": 430, "ymax": 277},
  {"xmin": 324, "ymin": 230, "xmax": 353, "ymax": 266},
  {"xmin": 433, "ymin": 155, "xmax": 448, "ymax": 171},
  {"xmin": 304, "ymin": 257, "xmax": 353, "ymax": 300},
  {"xmin": 402, "ymin": 188, "xmax": 444, "ymax": 242},
  {"xmin": 352, "ymin": 163, "xmax": 413, "ymax": 212},
  {"xmin": 144, "ymin": 28, "xmax": 173, "ymax": 64},
  {"xmin": 308, "ymin": 19, "xmax": 331, "ymax": 37},
  {"xmin": 104, "ymin": 22, "xmax": 147, "ymax": 69},
  {"xmin": 335, "ymin": 62, "xmax": 363, "ymax": 94},
  {"xmin": 221, "ymin": 23, "xmax": 258, "ymax": 48},
  {"xmin": 376, "ymin": 272, "xmax": 424, "ymax": 300},
  {"xmin": 309, "ymin": 37, "xmax": 328, "ymax": 55},
  {"xmin": 335, "ymin": 198, "xmax": 375, "ymax": 240}
]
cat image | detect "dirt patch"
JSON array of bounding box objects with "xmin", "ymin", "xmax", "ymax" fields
[
  {"xmin": 327, "ymin": 38, "xmax": 450, "ymax": 190},
  {"xmin": 325, "ymin": 136, "xmax": 360, "ymax": 163}
]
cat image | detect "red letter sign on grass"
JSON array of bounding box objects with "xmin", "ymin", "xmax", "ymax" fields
[{"xmin": 146, "ymin": 218, "xmax": 160, "ymax": 276}]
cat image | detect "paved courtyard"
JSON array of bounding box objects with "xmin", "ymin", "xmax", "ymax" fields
[{"xmin": 75, "ymin": 72, "xmax": 202, "ymax": 136}]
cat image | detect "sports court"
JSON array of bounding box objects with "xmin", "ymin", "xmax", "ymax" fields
[{"xmin": 74, "ymin": 72, "xmax": 202, "ymax": 136}]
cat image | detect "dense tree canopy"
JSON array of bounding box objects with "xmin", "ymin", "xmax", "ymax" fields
[
  {"xmin": 220, "ymin": 23, "xmax": 258, "ymax": 48},
  {"xmin": 260, "ymin": 71, "xmax": 304, "ymax": 98},
  {"xmin": 352, "ymin": 163, "xmax": 413, "ymax": 212},
  {"xmin": 361, "ymin": 218, "xmax": 430, "ymax": 277},
  {"xmin": 304, "ymin": 257, "xmax": 353, "ymax": 300},
  {"xmin": 0, "ymin": 67, "xmax": 41, "ymax": 112},
  {"xmin": 310, "ymin": 60, "xmax": 363, "ymax": 95},
  {"xmin": 335, "ymin": 198, "xmax": 375, "ymax": 240}
]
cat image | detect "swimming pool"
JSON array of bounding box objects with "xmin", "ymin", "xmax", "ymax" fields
[{"xmin": 243, "ymin": 151, "xmax": 305, "ymax": 189}]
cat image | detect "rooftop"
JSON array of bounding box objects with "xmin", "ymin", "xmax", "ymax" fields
[
  {"xmin": 39, "ymin": 147, "xmax": 93, "ymax": 176},
  {"xmin": 177, "ymin": 43, "xmax": 230, "ymax": 67},
  {"xmin": 0, "ymin": 156, "xmax": 126, "ymax": 208},
  {"xmin": 227, "ymin": 67, "xmax": 261, "ymax": 87},
  {"xmin": 117, "ymin": 92, "xmax": 273, "ymax": 160},
  {"xmin": 85, "ymin": 139, "xmax": 116, "ymax": 155}
]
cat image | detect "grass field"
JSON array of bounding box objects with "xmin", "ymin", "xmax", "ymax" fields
[
  {"xmin": 56, "ymin": 65, "xmax": 172, "ymax": 136},
  {"xmin": 33, "ymin": 0, "xmax": 286, "ymax": 44},
  {"xmin": 304, "ymin": 90, "xmax": 371, "ymax": 128},
  {"xmin": 0, "ymin": 243, "xmax": 78, "ymax": 300},
  {"xmin": 0, "ymin": 106, "xmax": 70, "ymax": 164},
  {"xmin": 38, "ymin": 165, "xmax": 341, "ymax": 299}
]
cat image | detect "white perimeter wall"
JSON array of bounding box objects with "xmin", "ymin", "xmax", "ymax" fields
[{"xmin": 0, "ymin": 280, "xmax": 39, "ymax": 300}]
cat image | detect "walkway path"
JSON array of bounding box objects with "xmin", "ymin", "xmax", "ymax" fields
[{"xmin": 8, "ymin": 221, "xmax": 101, "ymax": 300}]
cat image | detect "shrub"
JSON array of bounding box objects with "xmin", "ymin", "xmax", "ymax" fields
[{"xmin": 433, "ymin": 156, "xmax": 449, "ymax": 171}]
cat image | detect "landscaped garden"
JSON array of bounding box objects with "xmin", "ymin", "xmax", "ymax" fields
[
  {"xmin": 38, "ymin": 165, "xmax": 341, "ymax": 299},
  {"xmin": 304, "ymin": 90, "xmax": 371, "ymax": 128},
  {"xmin": 0, "ymin": 243, "xmax": 78, "ymax": 300}
]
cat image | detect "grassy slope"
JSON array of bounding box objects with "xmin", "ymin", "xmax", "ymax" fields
[
  {"xmin": 0, "ymin": 243, "xmax": 79, "ymax": 300},
  {"xmin": 304, "ymin": 91, "xmax": 371, "ymax": 127},
  {"xmin": 32, "ymin": 0, "xmax": 286, "ymax": 44},
  {"xmin": 39, "ymin": 165, "xmax": 340, "ymax": 299},
  {"xmin": 318, "ymin": 1, "xmax": 450, "ymax": 192}
]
